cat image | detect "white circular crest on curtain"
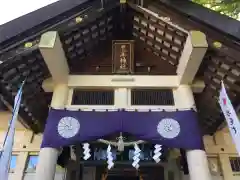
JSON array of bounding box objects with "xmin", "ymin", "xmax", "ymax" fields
[
  {"xmin": 57, "ymin": 117, "xmax": 80, "ymax": 138},
  {"xmin": 157, "ymin": 118, "xmax": 181, "ymax": 139}
]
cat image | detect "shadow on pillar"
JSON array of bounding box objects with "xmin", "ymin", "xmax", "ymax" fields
[
  {"xmin": 65, "ymin": 160, "xmax": 82, "ymax": 180},
  {"xmin": 180, "ymin": 149, "xmax": 189, "ymax": 175},
  {"xmin": 64, "ymin": 145, "xmax": 82, "ymax": 180},
  {"xmin": 57, "ymin": 147, "xmax": 70, "ymax": 167}
]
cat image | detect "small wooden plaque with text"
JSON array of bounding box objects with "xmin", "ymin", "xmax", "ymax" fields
[{"xmin": 112, "ymin": 40, "xmax": 134, "ymax": 74}]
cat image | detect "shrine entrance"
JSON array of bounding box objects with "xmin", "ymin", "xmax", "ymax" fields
[
  {"xmin": 95, "ymin": 165, "xmax": 165, "ymax": 180},
  {"xmin": 65, "ymin": 135, "xmax": 167, "ymax": 180},
  {"xmin": 65, "ymin": 165, "xmax": 166, "ymax": 180},
  {"xmin": 107, "ymin": 176, "xmax": 139, "ymax": 180}
]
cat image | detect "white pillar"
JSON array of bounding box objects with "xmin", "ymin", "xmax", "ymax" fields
[
  {"xmin": 35, "ymin": 148, "xmax": 59, "ymax": 180},
  {"xmin": 177, "ymin": 31, "xmax": 208, "ymax": 84},
  {"xmin": 114, "ymin": 88, "xmax": 128, "ymax": 108},
  {"xmin": 39, "ymin": 31, "xmax": 69, "ymax": 84},
  {"xmin": 35, "ymin": 84, "xmax": 68, "ymax": 180},
  {"xmin": 186, "ymin": 150, "xmax": 211, "ymax": 180},
  {"xmin": 174, "ymin": 85, "xmax": 211, "ymax": 180}
]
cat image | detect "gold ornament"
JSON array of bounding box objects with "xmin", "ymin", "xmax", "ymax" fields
[
  {"xmin": 75, "ymin": 16, "xmax": 83, "ymax": 24},
  {"xmin": 213, "ymin": 41, "xmax": 222, "ymax": 49},
  {"xmin": 24, "ymin": 42, "xmax": 33, "ymax": 48}
]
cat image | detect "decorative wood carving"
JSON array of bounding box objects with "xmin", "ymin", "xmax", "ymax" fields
[{"xmin": 112, "ymin": 40, "xmax": 134, "ymax": 74}]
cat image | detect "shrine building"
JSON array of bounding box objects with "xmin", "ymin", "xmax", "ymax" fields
[{"xmin": 0, "ymin": 0, "xmax": 240, "ymax": 180}]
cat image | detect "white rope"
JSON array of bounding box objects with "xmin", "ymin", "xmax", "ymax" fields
[{"xmin": 97, "ymin": 139, "xmax": 146, "ymax": 147}]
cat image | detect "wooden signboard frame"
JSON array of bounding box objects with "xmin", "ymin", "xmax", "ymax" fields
[{"xmin": 112, "ymin": 40, "xmax": 135, "ymax": 74}]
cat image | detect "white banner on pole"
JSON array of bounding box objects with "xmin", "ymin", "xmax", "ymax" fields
[
  {"xmin": 219, "ymin": 81, "xmax": 240, "ymax": 156},
  {"xmin": 0, "ymin": 82, "xmax": 24, "ymax": 180}
]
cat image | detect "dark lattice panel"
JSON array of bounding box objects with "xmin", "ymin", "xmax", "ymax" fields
[
  {"xmin": 196, "ymin": 47, "xmax": 240, "ymax": 133},
  {"xmin": 0, "ymin": 100, "xmax": 8, "ymax": 111},
  {"xmin": 230, "ymin": 157, "xmax": 240, "ymax": 172},
  {"xmin": 0, "ymin": 2, "xmax": 119, "ymax": 131},
  {"xmin": 0, "ymin": 39, "xmax": 41, "ymax": 63},
  {"xmin": 72, "ymin": 89, "xmax": 114, "ymax": 105},
  {"xmin": 0, "ymin": 1, "xmax": 117, "ymax": 62},
  {"xmin": 59, "ymin": 6, "xmax": 118, "ymax": 73},
  {"xmin": 131, "ymin": 89, "xmax": 174, "ymax": 105},
  {"xmin": 0, "ymin": 48, "xmax": 50, "ymax": 131},
  {"xmin": 204, "ymin": 52, "xmax": 240, "ymax": 101},
  {"xmin": 0, "ymin": 0, "xmax": 101, "ymax": 58},
  {"xmin": 145, "ymin": 0, "xmax": 240, "ymax": 134},
  {"xmin": 128, "ymin": 3, "xmax": 187, "ymax": 67},
  {"xmin": 0, "ymin": 0, "xmax": 239, "ymax": 135}
]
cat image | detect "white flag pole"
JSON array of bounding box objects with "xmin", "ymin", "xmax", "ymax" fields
[
  {"xmin": 0, "ymin": 80, "xmax": 25, "ymax": 180},
  {"xmin": 1, "ymin": 82, "xmax": 24, "ymax": 147},
  {"xmin": 219, "ymin": 81, "xmax": 240, "ymax": 156}
]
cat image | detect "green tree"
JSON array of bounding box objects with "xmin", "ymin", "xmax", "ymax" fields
[{"xmin": 192, "ymin": 0, "xmax": 240, "ymax": 20}]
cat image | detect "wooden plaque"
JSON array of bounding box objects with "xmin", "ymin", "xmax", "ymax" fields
[{"xmin": 112, "ymin": 40, "xmax": 134, "ymax": 74}]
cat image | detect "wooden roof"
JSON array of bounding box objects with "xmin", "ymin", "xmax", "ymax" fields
[{"xmin": 0, "ymin": 0, "xmax": 240, "ymax": 134}]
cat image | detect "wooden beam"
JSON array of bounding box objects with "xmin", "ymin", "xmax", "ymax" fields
[
  {"xmin": 204, "ymin": 134, "xmax": 237, "ymax": 154},
  {"xmin": 42, "ymin": 76, "xmax": 205, "ymax": 92},
  {"xmin": 191, "ymin": 79, "xmax": 205, "ymax": 93},
  {"xmin": 204, "ymin": 144, "xmax": 237, "ymax": 154},
  {"xmin": 0, "ymin": 96, "xmax": 30, "ymax": 130},
  {"xmin": 173, "ymin": 85, "xmax": 195, "ymax": 109},
  {"xmin": 177, "ymin": 31, "xmax": 208, "ymax": 84},
  {"xmin": 41, "ymin": 75, "xmax": 180, "ymax": 91},
  {"xmin": 68, "ymin": 75, "xmax": 179, "ymax": 88},
  {"xmin": 43, "ymin": 75, "xmax": 180, "ymax": 92},
  {"xmin": 42, "ymin": 77, "xmax": 54, "ymax": 92},
  {"xmin": 39, "ymin": 31, "xmax": 69, "ymax": 83}
]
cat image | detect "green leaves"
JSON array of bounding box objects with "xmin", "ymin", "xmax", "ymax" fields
[{"xmin": 192, "ymin": 0, "xmax": 240, "ymax": 20}]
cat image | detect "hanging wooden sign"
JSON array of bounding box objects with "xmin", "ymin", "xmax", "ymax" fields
[{"xmin": 112, "ymin": 40, "xmax": 134, "ymax": 74}]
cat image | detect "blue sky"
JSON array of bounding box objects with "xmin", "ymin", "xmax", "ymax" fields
[{"xmin": 9, "ymin": 155, "xmax": 38, "ymax": 171}]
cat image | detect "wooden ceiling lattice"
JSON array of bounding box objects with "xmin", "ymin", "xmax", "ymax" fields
[
  {"xmin": 0, "ymin": 49, "xmax": 50, "ymax": 131},
  {"xmin": 60, "ymin": 8, "xmax": 117, "ymax": 73},
  {"xmin": 0, "ymin": 1, "xmax": 119, "ymax": 131},
  {"xmin": 128, "ymin": 4, "xmax": 187, "ymax": 67},
  {"xmin": 0, "ymin": 0, "xmax": 239, "ymax": 134},
  {"xmin": 147, "ymin": 1, "xmax": 240, "ymax": 134},
  {"xmin": 197, "ymin": 48, "xmax": 240, "ymax": 133}
]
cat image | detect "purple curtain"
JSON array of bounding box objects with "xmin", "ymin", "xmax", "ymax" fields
[
  {"xmin": 41, "ymin": 109, "xmax": 122, "ymax": 148},
  {"xmin": 41, "ymin": 109, "xmax": 203, "ymax": 150},
  {"xmin": 121, "ymin": 110, "xmax": 203, "ymax": 150}
]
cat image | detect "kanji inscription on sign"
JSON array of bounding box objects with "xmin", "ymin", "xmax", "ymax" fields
[{"xmin": 112, "ymin": 40, "xmax": 134, "ymax": 74}]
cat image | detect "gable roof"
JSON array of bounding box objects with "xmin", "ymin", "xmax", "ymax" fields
[
  {"xmin": 0, "ymin": 0, "xmax": 240, "ymax": 134},
  {"xmin": 157, "ymin": 0, "xmax": 240, "ymax": 40},
  {"xmin": 0, "ymin": 0, "xmax": 91, "ymax": 44}
]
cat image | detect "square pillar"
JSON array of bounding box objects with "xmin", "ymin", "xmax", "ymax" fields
[
  {"xmin": 39, "ymin": 31, "xmax": 69, "ymax": 84},
  {"xmin": 186, "ymin": 150, "xmax": 212, "ymax": 180},
  {"xmin": 114, "ymin": 88, "xmax": 128, "ymax": 108},
  {"xmin": 177, "ymin": 31, "xmax": 208, "ymax": 84},
  {"xmin": 35, "ymin": 84, "xmax": 69, "ymax": 180},
  {"xmin": 174, "ymin": 85, "xmax": 212, "ymax": 180}
]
